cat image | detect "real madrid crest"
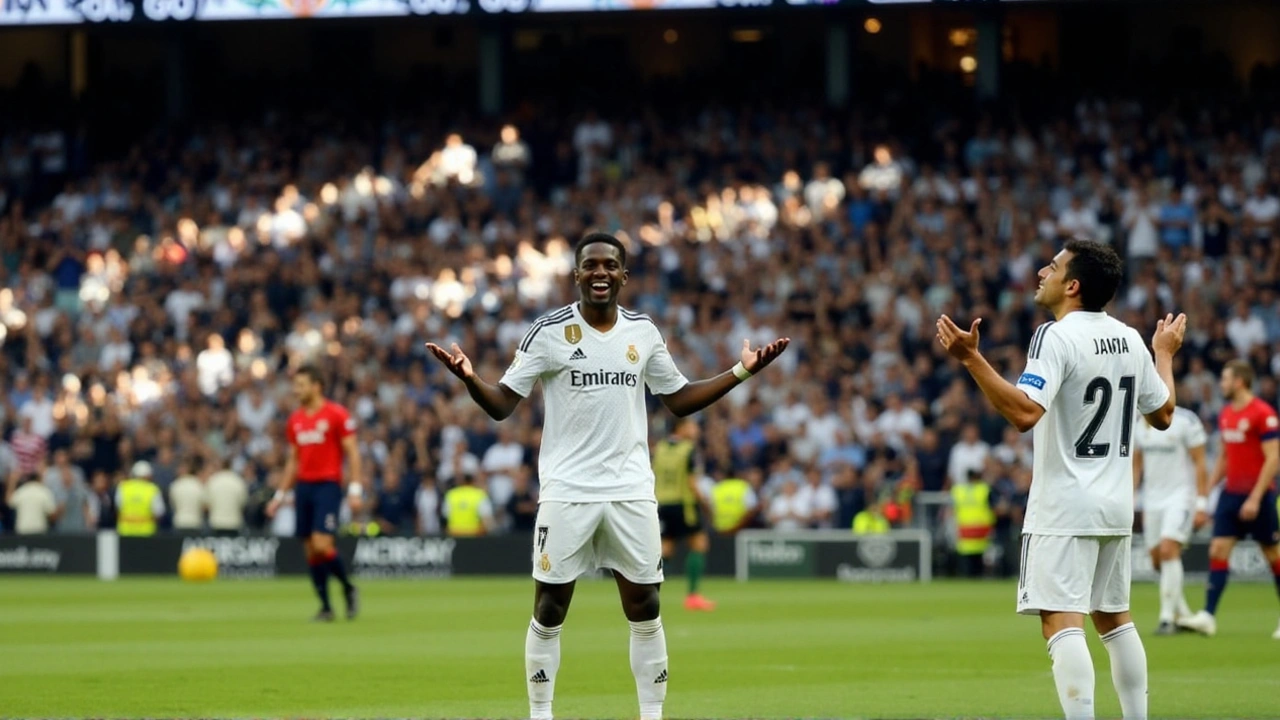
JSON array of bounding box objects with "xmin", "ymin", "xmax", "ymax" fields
[
  {"xmin": 539, "ymin": 553, "xmax": 552, "ymax": 573},
  {"xmin": 626, "ymin": 344, "xmax": 639, "ymax": 364},
  {"xmin": 564, "ymin": 324, "xmax": 583, "ymax": 344}
]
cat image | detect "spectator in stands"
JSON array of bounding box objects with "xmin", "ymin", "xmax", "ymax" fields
[
  {"xmin": 43, "ymin": 449, "xmax": 90, "ymax": 533},
  {"xmin": 1226, "ymin": 299, "xmax": 1268, "ymax": 356},
  {"xmin": 10, "ymin": 416, "xmax": 46, "ymax": 479},
  {"xmin": 1243, "ymin": 183, "xmax": 1279, "ymax": 239},
  {"xmin": 373, "ymin": 470, "xmax": 411, "ymax": 536},
  {"xmin": 858, "ymin": 144, "xmax": 903, "ymax": 197},
  {"xmin": 799, "ymin": 466, "xmax": 838, "ymax": 529},
  {"xmin": 491, "ymin": 125, "xmax": 531, "ymax": 180},
  {"xmin": 416, "ymin": 477, "xmax": 442, "ymax": 536},
  {"xmin": 206, "ymin": 463, "xmax": 248, "ymax": 537},
  {"xmin": 7, "ymin": 473, "xmax": 57, "ymax": 534},
  {"xmin": 912, "ymin": 428, "xmax": 950, "ymax": 493},
  {"xmin": 947, "ymin": 424, "xmax": 989, "ymax": 488},
  {"xmin": 88, "ymin": 470, "xmax": 116, "ymax": 530},
  {"xmin": 170, "ymin": 458, "xmax": 207, "ymax": 533},
  {"xmin": 481, "ymin": 426, "xmax": 523, "ymax": 518},
  {"xmin": 766, "ymin": 478, "xmax": 809, "ymax": 531},
  {"xmin": 506, "ymin": 465, "xmax": 538, "ymax": 534}
]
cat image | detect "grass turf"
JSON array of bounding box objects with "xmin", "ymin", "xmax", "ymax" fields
[{"xmin": 0, "ymin": 576, "xmax": 1277, "ymax": 718}]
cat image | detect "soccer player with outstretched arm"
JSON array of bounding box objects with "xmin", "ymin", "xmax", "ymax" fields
[
  {"xmin": 1133, "ymin": 406, "xmax": 1208, "ymax": 634},
  {"xmin": 428, "ymin": 232, "xmax": 789, "ymax": 720},
  {"xmin": 937, "ymin": 240, "xmax": 1185, "ymax": 720},
  {"xmin": 267, "ymin": 365, "xmax": 363, "ymax": 622},
  {"xmin": 1177, "ymin": 359, "xmax": 1280, "ymax": 639}
]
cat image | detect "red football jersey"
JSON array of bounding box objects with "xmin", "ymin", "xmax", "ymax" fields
[
  {"xmin": 286, "ymin": 400, "xmax": 356, "ymax": 482},
  {"xmin": 1218, "ymin": 397, "xmax": 1280, "ymax": 494}
]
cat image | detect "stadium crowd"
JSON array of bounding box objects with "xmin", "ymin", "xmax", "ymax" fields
[{"xmin": 2, "ymin": 93, "xmax": 1280, "ymax": 546}]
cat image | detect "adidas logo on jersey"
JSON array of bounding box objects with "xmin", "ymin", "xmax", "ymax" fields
[
  {"xmin": 654, "ymin": 670, "xmax": 668, "ymax": 684},
  {"xmin": 569, "ymin": 348, "xmax": 587, "ymax": 361},
  {"xmin": 530, "ymin": 669, "xmax": 550, "ymax": 684}
]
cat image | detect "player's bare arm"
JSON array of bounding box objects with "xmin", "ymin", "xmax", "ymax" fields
[
  {"xmin": 658, "ymin": 337, "xmax": 790, "ymax": 418},
  {"xmin": 342, "ymin": 434, "xmax": 364, "ymax": 513},
  {"xmin": 1144, "ymin": 312, "xmax": 1187, "ymax": 430},
  {"xmin": 427, "ymin": 341, "xmax": 525, "ymax": 421},
  {"xmin": 1190, "ymin": 443, "xmax": 1210, "ymax": 529},
  {"xmin": 1240, "ymin": 438, "xmax": 1279, "ymax": 521},
  {"xmin": 936, "ymin": 315, "xmax": 1045, "ymax": 432},
  {"xmin": 266, "ymin": 445, "xmax": 299, "ymax": 519}
]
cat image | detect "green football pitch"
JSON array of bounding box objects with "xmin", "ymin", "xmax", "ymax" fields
[{"xmin": 1, "ymin": 576, "xmax": 1277, "ymax": 719}]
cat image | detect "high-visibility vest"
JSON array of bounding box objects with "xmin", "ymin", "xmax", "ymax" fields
[
  {"xmin": 852, "ymin": 510, "xmax": 890, "ymax": 535},
  {"xmin": 711, "ymin": 479, "xmax": 750, "ymax": 533},
  {"xmin": 117, "ymin": 478, "xmax": 159, "ymax": 536},
  {"xmin": 952, "ymin": 482, "xmax": 995, "ymax": 556},
  {"xmin": 444, "ymin": 485, "xmax": 487, "ymax": 537}
]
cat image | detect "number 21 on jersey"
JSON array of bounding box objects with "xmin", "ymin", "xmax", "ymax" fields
[{"xmin": 1076, "ymin": 375, "xmax": 1135, "ymax": 458}]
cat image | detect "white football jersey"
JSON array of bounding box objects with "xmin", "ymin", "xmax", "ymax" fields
[
  {"xmin": 499, "ymin": 303, "xmax": 689, "ymax": 503},
  {"xmin": 1135, "ymin": 407, "xmax": 1206, "ymax": 508},
  {"xmin": 1015, "ymin": 312, "xmax": 1170, "ymax": 536}
]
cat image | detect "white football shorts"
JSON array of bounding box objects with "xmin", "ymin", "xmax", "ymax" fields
[
  {"xmin": 1016, "ymin": 534, "xmax": 1131, "ymax": 616},
  {"xmin": 1143, "ymin": 501, "xmax": 1194, "ymax": 547},
  {"xmin": 531, "ymin": 500, "xmax": 664, "ymax": 585}
]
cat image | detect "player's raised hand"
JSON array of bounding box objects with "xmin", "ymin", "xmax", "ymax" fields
[
  {"xmin": 741, "ymin": 337, "xmax": 791, "ymax": 374},
  {"xmin": 936, "ymin": 315, "xmax": 981, "ymax": 361},
  {"xmin": 426, "ymin": 342, "xmax": 475, "ymax": 380},
  {"xmin": 1151, "ymin": 313, "xmax": 1187, "ymax": 356}
]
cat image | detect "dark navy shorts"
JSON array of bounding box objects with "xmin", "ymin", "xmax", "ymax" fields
[
  {"xmin": 295, "ymin": 481, "xmax": 342, "ymax": 538},
  {"xmin": 1213, "ymin": 489, "xmax": 1280, "ymax": 547}
]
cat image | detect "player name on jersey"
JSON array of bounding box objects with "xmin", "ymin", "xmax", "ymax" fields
[{"xmin": 1092, "ymin": 336, "xmax": 1131, "ymax": 354}]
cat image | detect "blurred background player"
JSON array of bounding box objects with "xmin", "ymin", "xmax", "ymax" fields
[
  {"xmin": 267, "ymin": 365, "xmax": 363, "ymax": 622},
  {"xmin": 1133, "ymin": 407, "xmax": 1208, "ymax": 635},
  {"xmin": 937, "ymin": 240, "xmax": 1184, "ymax": 720},
  {"xmin": 1178, "ymin": 360, "xmax": 1280, "ymax": 639},
  {"xmin": 428, "ymin": 232, "xmax": 789, "ymax": 720},
  {"xmin": 653, "ymin": 417, "xmax": 716, "ymax": 611}
]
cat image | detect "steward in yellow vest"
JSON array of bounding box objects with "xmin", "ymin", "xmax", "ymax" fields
[
  {"xmin": 116, "ymin": 461, "xmax": 165, "ymax": 537},
  {"xmin": 852, "ymin": 504, "xmax": 891, "ymax": 535},
  {"xmin": 711, "ymin": 476, "xmax": 756, "ymax": 534},
  {"xmin": 952, "ymin": 478, "xmax": 995, "ymax": 577},
  {"xmin": 443, "ymin": 475, "xmax": 492, "ymax": 537}
]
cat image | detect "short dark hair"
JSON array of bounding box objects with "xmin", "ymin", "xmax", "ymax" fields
[
  {"xmin": 1225, "ymin": 359, "xmax": 1255, "ymax": 387},
  {"xmin": 296, "ymin": 364, "xmax": 324, "ymax": 388},
  {"xmin": 1063, "ymin": 240, "xmax": 1124, "ymax": 312},
  {"xmin": 575, "ymin": 232, "xmax": 627, "ymax": 268}
]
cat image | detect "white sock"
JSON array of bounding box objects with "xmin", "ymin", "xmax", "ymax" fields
[
  {"xmin": 1158, "ymin": 558, "xmax": 1184, "ymax": 623},
  {"xmin": 1101, "ymin": 622, "xmax": 1148, "ymax": 720},
  {"xmin": 526, "ymin": 619, "xmax": 561, "ymax": 720},
  {"xmin": 1047, "ymin": 628, "xmax": 1095, "ymax": 720},
  {"xmin": 629, "ymin": 618, "xmax": 667, "ymax": 720},
  {"xmin": 1176, "ymin": 592, "xmax": 1193, "ymax": 619}
]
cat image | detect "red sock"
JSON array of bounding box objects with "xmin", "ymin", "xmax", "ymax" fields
[{"xmin": 1210, "ymin": 559, "xmax": 1230, "ymax": 572}]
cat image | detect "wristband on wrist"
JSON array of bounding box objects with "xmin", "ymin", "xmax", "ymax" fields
[
  {"xmin": 1194, "ymin": 496, "xmax": 1209, "ymax": 513},
  {"xmin": 347, "ymin": 483, "xmax": 364, "ymax": 499},
  {"xmin": 731, "ymin": 361, "xmax": 753, "ymax": 381},
  {"xmin": 272, "ymin": 490, "xmax": 285, "ymax": 504}
]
